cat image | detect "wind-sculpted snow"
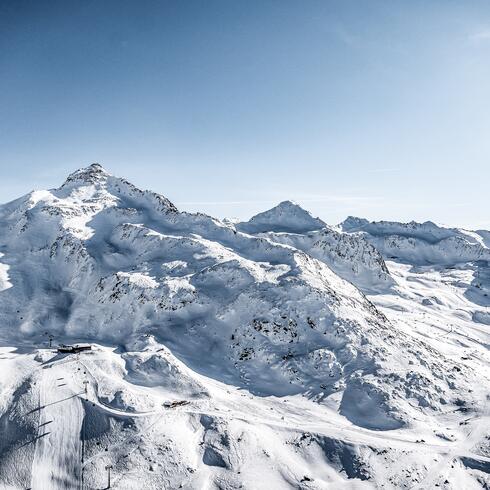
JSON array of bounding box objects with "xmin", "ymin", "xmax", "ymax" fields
[{"xmin": 0, "ymin": 165, "xmax": 489, "ymax": 489}]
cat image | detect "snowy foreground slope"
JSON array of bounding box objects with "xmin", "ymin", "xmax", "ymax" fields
[{"xmin": 0, "ymin": 165, "xmax": 489, "ymax": 489}]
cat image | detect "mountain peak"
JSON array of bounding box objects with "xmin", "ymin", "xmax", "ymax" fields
[
  {"xmin": 273, "ymin": 200, "xmax": 312, "ymax": 214},
  {"xmin": 275, "ymin": 199, "xmax": 301, "ymax": 208},
  {"xmin": 340, "ymin": 216, "xmax": 370, "ymax": 232},
  {"xmin": 60, "ymin": 163, "xmax": 110, "ymax": 188},
  {"xmin": 237, "ymin": 200, "xmax": 326, "ymax": 234}
]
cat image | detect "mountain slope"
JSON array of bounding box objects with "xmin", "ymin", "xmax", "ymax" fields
[
  {"xmin": 0, "ymin": 165, "xmax": 409, "ymax": 410},
  {"xmin": 0, "ymin": 165, "xmax": 489, "ymax": 489},
  {"xmin": 237, "ymin": 205, "xmax": 394, "ymax": 293}
]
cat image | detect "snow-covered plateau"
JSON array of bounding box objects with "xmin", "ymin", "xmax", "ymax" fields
[{"xmin": 0, "ymin": 164, "xmax": 489, "ymax": 489}]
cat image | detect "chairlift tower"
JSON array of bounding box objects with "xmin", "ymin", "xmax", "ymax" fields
[{"xmin": 105, "ymin": 464, "xmax": 113, "ymax": 488}]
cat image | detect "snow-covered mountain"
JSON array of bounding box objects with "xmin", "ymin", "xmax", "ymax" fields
[
  {"xmin": 339, "ymin": 216, "xmax": 490, "ymax": 317},
  {"xmin": 236, "ymin": 200, "xmax": 326, "ymax": 234},
  {"xmin": 238, "ymin": 207, "xmax": 394, "ymax": 293},
  {"xmin": 0, "ymin": 165, "xmax": 489, "ymax": 489},
  {"xmin": 341, "ymin": 217, "xmax": 490, "ymax": 266}
]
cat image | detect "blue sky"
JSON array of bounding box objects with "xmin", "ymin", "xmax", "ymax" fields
[{"xmin": 1, "ymin": 0, "xmax": 489, "ymax": 228}]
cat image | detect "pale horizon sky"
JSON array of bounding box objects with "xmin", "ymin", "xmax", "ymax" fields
[{"xmin": 1, "ymin": 1, "xmax": 490, "ymax": 229}]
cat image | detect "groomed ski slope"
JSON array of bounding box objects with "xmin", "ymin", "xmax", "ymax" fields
[{"xmin": 30, "ymin": 355, "xmax": 84, "ymax": 489}]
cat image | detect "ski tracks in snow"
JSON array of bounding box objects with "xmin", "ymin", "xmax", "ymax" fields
[{"xmin": 30, "ymin": 357, "xmax": 84, "ymax": 490}]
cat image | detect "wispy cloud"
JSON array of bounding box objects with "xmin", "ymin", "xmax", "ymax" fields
[
  {"xmin": 177, "ymin": 195, "xmax": 381, "ymax": 207},
  {"xmin": 468, "ymin": 30, "xmax": 490, "ymax": 43},
  {"xmin": 366, "ymin": 168, "xmax": 399, "ymax": 174},
  {"xmin": 177, "ymin": 200, "xmax": 276, "ymax": 206},
  {"xmin": 294, "ymin": 195, "xmax": 382, "ymax": 204},
  {"xmin": 327, "ymin": 23, "xmax": 358, "ymax": 48}
]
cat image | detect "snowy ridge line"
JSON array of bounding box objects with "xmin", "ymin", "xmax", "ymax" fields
[{"xmin": 340, "ymin": 216, "xmax": 490, "ymax": 266}]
